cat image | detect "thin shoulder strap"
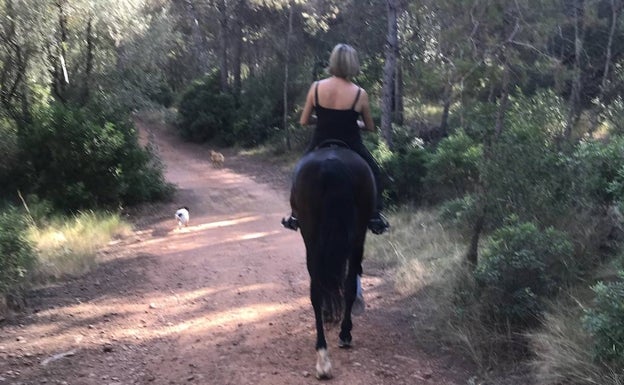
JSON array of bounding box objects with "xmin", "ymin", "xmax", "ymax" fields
[
  {"xmin": 314, "ymin": 81, "xmax": 320, "ymax": 106},
  {"xmin": 350, "ymin": 87, "xmax": 362, "ymax": 110}
]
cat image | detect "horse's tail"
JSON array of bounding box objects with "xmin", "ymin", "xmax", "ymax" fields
[{"xmin": 314, "ymin": 159, "xmax": 355, "ymax": 324}]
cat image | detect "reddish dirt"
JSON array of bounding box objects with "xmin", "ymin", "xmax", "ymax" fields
[{"xmin": 0, "ymin": 120, "xmax": 473, "ymax": 384}]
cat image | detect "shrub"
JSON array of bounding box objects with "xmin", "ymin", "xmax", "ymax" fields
[
  {"xmin": 607, "ymin": 165, "xmax": 624, "ymax": 202},
  {"xmin": 16, "ymin": 102, "xmax": 172, "ymax": 211},
  {"xmin": 583, "ymin": 275, "xmax": 624, "ymax": 367},
  {"xmin": 438, "ymin": 194, "xmax": 478, "ymax": 235},
  {"xmin": 0, "ymin": 207, "xmax": 36, "ymax": 295},
  {"xmin": 177, "ymin": 73, "xmax": 236, "ymax": 143},
  {"xmin": 232, "ymin": 68, "xmax": 286, "ymax": 147},
  {"xmin": 0, "ymin": 117, "xmax": 19, "ymax": 195},
  {"xmin": 474, "ymin": 220, "xmax": 574, "ymax": 328},
  {"xmin": 424, "ymin": 130, "xmax": 482, "ymax": 203},
  {"xmin": 380, "ymin": 141, "xmax": 429, "ymax": 205},
  {"xmin": 576, "ymin": 136, "xmax": 624, "ymax": 204}
]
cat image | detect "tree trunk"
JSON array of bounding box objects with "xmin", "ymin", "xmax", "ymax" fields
[
  {"xmin": 380, "ymin": 0, "xmax": 399, "ymax": 148},
  {"xmin": 0, "ymin": 0, "xmax": 28, "ymax": 121},
  {"xmin": 393, "ymin": 60, "xmax": 404, "ymax": 126},
  {"xmin": 217, "ymin": 0, "xmax": 229, "ymax": 91},
  {"xmin": 283, "ymin": 2, "xmax": 294, "ymax": 151},
  {"xmin": 82, "ymin": 16, "xmax": 94, "ymax": 103},
  {"xmin": 564, "ymin": 0, "xmax": 585, "ymax": 140},
  {"xmin": 465, "ymin": 46, "xmax": 512, "ymax": 265},
  {"xmin": 588, "ymin": 0, "xmax": 620, "ymax": 136},
  {"xmin": 232, "ymin": 1, "xmax": 244, "ymax": 97},
  {"xmin": 51, "ymin": 0, "xmax": 69, "ymax": 103},
  {"xmin": 466, "ymin": 211, "xmax": 484, "ymax": 266},
  {"xmin": 186, "ymin": 0, "xmax": 209, "ymax": 75},
  {"xmin": 494, "ymin": 57, "xmax": 510, "ymax": 139},
  {"xmin": 439, "ymin": 80, "xmax": 452, "ymax": 136}
]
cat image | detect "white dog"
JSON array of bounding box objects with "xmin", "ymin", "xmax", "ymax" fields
[{"xmin": 175, "ymin": 207, "xmax": 190, "ymax": 229}]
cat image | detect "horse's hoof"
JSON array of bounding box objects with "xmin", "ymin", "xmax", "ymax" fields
[
  {"xmin": 316, "ymin": 371, "xmax": 333, "ymax": 380},
  {"xmin": 338, "ymin": 338, "xmax": 352, "ymax": 349},
  {"xmin": 315, "ymin": 348, "xmax": 332, "ymax": 380}
]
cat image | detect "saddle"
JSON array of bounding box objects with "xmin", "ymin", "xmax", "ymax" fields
[{"xmin": 314, "ymin": 139, "xmax": 351, "ymax": 151}]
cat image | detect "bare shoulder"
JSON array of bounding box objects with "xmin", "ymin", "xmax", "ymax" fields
[{"xmin": 357, "ymin": 87, "xmax": 370, "ymax": 108}]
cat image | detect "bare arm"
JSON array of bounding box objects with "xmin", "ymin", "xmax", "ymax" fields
[
  {"xmin": 299, "ymin": 83, "xmax": 316, "ymax": 126},
  {"xmin": 359, "ymin": 91, "xmax": 376, "ymax": 132}
]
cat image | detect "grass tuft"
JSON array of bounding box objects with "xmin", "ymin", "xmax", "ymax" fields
[
  {"xmin": 365, "ymin": 207, "xmax": 467, "ymax": 337},
  {"xmin": 529, "ymin": 291, "xmax": 624, "ymax": 385},
  {"xmin": 28, "ymin": 211, "xmax": 132, "ymax": 280}
]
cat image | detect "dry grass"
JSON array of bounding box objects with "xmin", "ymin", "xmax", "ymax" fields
[
  {"xmin": 365, "ymin": 208, "xmax": 470, "ymax": 347},
  {"xmin": 27, "ymin": 212, "xmax": 133, "ymax": 280},
  {"xmin": 529, "ymin": 293, "xmax": 624, "ymax": 385},
  {"xmin": 366, "ymin": 207, "xmax": 465, "ymax": 293}
]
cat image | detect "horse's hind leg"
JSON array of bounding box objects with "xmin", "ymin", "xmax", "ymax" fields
[
  {"xmin": 338, "ymin": 268, "xmax": 358, "ymax": 348},
  {"xmin": 339, "ymin": 244, "xmax": 364, "ymax": 348},
  {"xmin": 311, "ymin": 280, "xmax": 332, "ymax": 379}
]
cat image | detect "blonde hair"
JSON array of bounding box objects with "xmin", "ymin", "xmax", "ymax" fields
[{"xmin": 327, "ymin": 44, "xmax": 360, "ymax": 79}]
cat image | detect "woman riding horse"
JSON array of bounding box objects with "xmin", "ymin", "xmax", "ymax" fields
[{"xmin": 282, "ymin": 43, "xmax": 389, "ymax": 235}]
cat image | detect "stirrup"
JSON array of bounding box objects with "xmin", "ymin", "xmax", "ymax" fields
[
  {"xmin": 368, "ymin": 213, "xmax": 389, "ymax": 235},
  {"xmin": 281, "ymin": 215, "xmax": 299, "ymax": 231}
]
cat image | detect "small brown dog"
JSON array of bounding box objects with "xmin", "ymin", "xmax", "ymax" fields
[{"xmin": 210, "ymin": 150, "xmax": 225, "ymax": 167}]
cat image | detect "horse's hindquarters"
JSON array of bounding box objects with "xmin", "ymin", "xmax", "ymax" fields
[{"xmin": 290, "ymin": 147, "xmax": 375, "ymax": 380}]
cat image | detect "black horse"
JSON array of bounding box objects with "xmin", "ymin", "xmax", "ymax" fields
[{"xmin": 289, "ymin": 143, "xmax": 376, "ymax": 379}]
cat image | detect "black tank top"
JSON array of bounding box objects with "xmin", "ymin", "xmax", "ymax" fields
[{"xmin": 312, "ymin": 82, "xmax": 362, "ymax": 146}]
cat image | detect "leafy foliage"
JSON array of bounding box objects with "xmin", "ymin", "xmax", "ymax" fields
[
  {"xmin": 438, "ymin": 194, "xmax": 478, "ymax": 234},
  {"xmin": 0, "ymin": 207, "xmax": 35, "ymax": 295},
  {"xmin": 584, "ymin": 275, "xmax": 624, "ymax": 367},
  {"xmin": 474, "ymin": 220, "xmax": 574, "ymax": 328},
  {"xmin": 16, "ymin": 102, "xmax": 172, "ymax": 211},
  {"xmin": 424, "ymin": 130, "xmax": 482, "ymax": 203},
  {"xmin": 231, "ymin": 68, "xmax": 289, "ymax": 147},
  {"xmin": 480, "ymin": 92, "xmax": 580, "ymax": 228},
  {"xmin": 382, "ymin": 144, "xmax": 428, "ymax": 205},
  {"xmin": 574, "ymin": 136, "xmax": 624, "ymax": 204},
  {"xmin": 176, "ymin": 73, "xmax": 237, "ymax": 143},
  {"xmin": 0, "ymin": 117, "xmax": 20, "ymax": 196}
]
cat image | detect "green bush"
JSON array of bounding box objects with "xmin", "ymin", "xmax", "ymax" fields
[
  {"xmin": 575, "ymin": 136, "xmax": 624, "ymax": 204},
  {"xmin": 424, "ymin": 130, "xmax": 482, "ymax": 203},
  {"xmin": 232, "ymin": 68, "xmax": 286, "ymax": 147},
  {"xmin": 480, "ymin": 93, "xmax": 580, "ymax": 228},
  {"xmin": 177, "ymin": 73, "xmax": 236, "ymax": 143},
  {"xmin": 0, "ymin": 207, "xmax": 36, "ymax": 295},
  {"xmin": 605, "ymin": 96, "xmax": 624, "ymax": 135},
  {"xmin": 584, "ymin": 275, "xmax": 624, "ymax": 367},
  {"xmin": 0, "ymin": 117, "xmax": 20, "ymax": 196},
  {"xmin": 474, "ymin": 220, "xmax": 574, "ymax": 328},
  {"xmin": 383, "ymin": 143, "xmax": 429, "ymax": 205},
  {"xmin": 366, "ymin": 130, "xmax": 429, "ymax": 205},
  {"xmin": 16, "ymin": 102, "xmax": 172, "ymax": 211},
  {"xmin": 438, "ymin": 194, "xmax": 478, "ymax": 234}
]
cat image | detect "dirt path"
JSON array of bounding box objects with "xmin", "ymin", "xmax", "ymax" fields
[{"xmin": 0, "ymin": 121, "xmax": 472, "ymax": 385}]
